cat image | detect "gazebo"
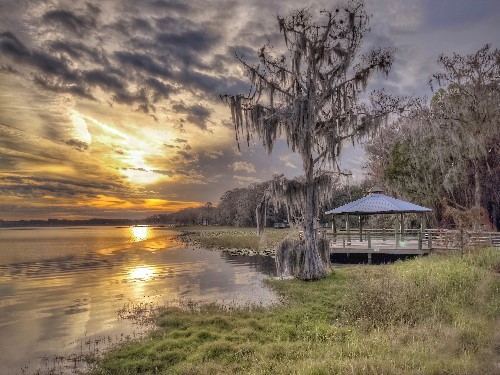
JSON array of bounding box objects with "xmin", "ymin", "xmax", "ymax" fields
[{"xmin": 324, "ymin": 186, "xmax": 432, "ymax": 258}]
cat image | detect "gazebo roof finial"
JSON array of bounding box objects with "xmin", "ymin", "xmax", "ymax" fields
[{"xmin": 368, "ymin": 185, "xmax": 384, "ymax": 194}]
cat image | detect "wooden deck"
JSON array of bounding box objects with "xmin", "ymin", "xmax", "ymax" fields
[
  {"xmin": 324, "ymin": 228, "xmax": 500, "ymax": 257},
  {"xmin": 330, "ymin": 239, "xmax": 430, "ymax": 255}
]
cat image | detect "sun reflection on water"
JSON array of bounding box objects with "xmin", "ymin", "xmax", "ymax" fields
[
  {"xmin": 129, "ymin": 266, "xmax": 156, "ymax": 281},
  {"xmin": 131, "ymin": 226, "xmax": 149, "ymax": 241}
]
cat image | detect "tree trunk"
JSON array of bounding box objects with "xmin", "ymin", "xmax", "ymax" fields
[
  {"xmin": 297, "ymin": 156, "xmax": 326, "ymax": 280},
  {"xmin": 474, "ymin": 167, "xmax": 482, "ymax": 209}
]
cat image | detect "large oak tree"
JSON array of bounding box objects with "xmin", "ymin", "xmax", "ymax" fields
[{"xmin": 223, "ymin": 2, "xmax": 406, "ymax": 280}]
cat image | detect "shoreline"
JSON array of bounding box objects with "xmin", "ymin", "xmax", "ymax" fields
[
  {"xmin": 175, "ymin": 226, "xmax": 298, "ymax": 257},
  {"xmin": 81, "ymin": 232, "xmax": 500, "ymax": 375}
]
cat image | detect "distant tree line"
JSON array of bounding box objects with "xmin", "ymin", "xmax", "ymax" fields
[
  {"xmin": 146, "ymin": 180, "xmax": 370, "ymax": 227},
  {"xmin": 146, "ymin": 182, "xmax": 285, "ymax": 227}
]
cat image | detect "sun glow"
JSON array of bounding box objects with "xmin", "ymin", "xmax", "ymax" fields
[
  {"xmin": 69, "ymin": 110, "xmax": 92, "ymax": 145},
  {"xmin": 131, "ymin": 226, "xmax": 150, "ymax": 241},
  {"xmin": 129, "ymin": 266, "xmax": 155, "ymax": 281},
  {"xmin": 122, "ymin": 168, "xmax": 163, "ymax": 185}
]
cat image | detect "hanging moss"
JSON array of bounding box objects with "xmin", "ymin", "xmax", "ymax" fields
[{"xmin": 223, "ymin": 4, "xmax": 405, "ymax": 280}]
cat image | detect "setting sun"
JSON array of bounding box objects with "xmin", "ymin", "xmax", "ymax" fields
[
  {"xmin": 131, "ymin": 226, "xmax": 149, "ymax": 241},
  {"xmin": 122, "ymin": 168, "xmax": 164, "ymax": 185}
]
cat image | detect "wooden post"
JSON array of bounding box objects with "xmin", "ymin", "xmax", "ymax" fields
[
  {"xmin": 428, "ymin": 231, "xmax": 433, "ymax": 250},
  {"xmin": 332, "ymin": 217, "xmax": 337, "ymax": 243},
  {"xmin": 359, "ymin": 215, "xmax": 362, "ymax": 242},
  {"xmin": 421, "ymin": 213, "xmax": 427, "ymax": 231},
  {"xmin": 418, "ymin": 229, "xmax": 422, "ymax": 251},
  {"xmin": 368, "ymin": 231, "xmax": 372, "ymax": 249},
  {"xmin": 395, "ymin": 220, "xmax": 399, "ymax": 248},
  {"xmin": 367, "ymin": 253, "xmax": 372, "ymax": 264},
  {"xmin": 346, "ymin": 214, "xmax": 351, "ymax": 245},
  {"xmin": 400, "ymin": 213, "xmax": 404, "ymax": 243}
]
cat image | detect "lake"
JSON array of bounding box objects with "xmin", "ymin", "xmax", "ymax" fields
[{"xmin": 0, "ymin": 226, "xmax": 277, "ymax": 374}]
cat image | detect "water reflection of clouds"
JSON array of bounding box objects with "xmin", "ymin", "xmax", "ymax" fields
[{"xmin": 0, "ymin": 227, "xmax": 277, "ymax": 374}]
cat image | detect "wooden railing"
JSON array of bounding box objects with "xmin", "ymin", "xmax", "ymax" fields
[
  {"xmin": 425, "ymin": 229, "xmax": 500, "ymax": 250},
  {"xmin": 321, "ymin": 228, "xmax": 500, "ymax": 251}
]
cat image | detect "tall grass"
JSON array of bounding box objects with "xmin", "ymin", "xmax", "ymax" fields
[
  {"xmin": 87, "ymin": 248, "xmax": 500, "ymax": 375},
  {"xmin": 178, "ymin": 226, "xmax": 297, "ymax": 254}
]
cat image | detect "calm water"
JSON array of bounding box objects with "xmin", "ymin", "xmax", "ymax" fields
[{"xmin": 0, "ymin": 226, "xmax": 277, "ymax": 374}]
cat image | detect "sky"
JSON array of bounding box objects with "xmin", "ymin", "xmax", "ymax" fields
[{"xmin": 0, "ymin": 0, "xmax": 499, "ymax": 220}]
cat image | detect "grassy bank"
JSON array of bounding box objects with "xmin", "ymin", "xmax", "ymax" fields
[
  {"xmin": 176, "ymin": 226, "xmax": 298, "ymax": 256},
  {"xmin": 88, "ymin": 248, "xmax": 500, "ymax": 375}
]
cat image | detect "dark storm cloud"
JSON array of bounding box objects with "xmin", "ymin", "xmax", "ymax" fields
[
  {"xmin": 0, "ymin": 175, "xmax": 123, "ymax": 198},
  {"xmin": 153, "ymin": 16, "xmax": 222, "ymax": 70},
  {"xmin": 42, "ymin": 5, "xmax": 99, "ymax": 37},
  {"xmin": 0, "ymin": 0, "xmax": 257, "ymax": 118},
  {"xmin": 176, "ymin": 69, "xmax": 250, "ymax": 99},
  {"xmin": 65, "ymin": 138, "xmax": 89, "ymax": 151},
  {"xmin": 151, "ymin": 169, "xmax": 174, "ymax": 176},
  {"xmin": 172, "ymin": 102, "xmax": 212, "ymax": 130},
  {"xmin": 114, "ymin": 51, "xmax": 172, "ymax": 79},
  {"xmin": 156, "ymin": 29, "xmax": 218, "ymax": 53},
  {"xmin": 148, "ymin": 0, "xmax": 190, "ymax": 13},
  {"xmin": 112, "ymin": 88, "xmax": 149, "ymax": 111},
  {"xmin": 105, "ymin": 17, "xmax": 154, "ymax": 36},
  {"xmin": 33, "ymin": 75, "xmax": 94, "ymax": 100},
  {"xmin": 0, "ymin": 32, "xmax": 77, "ymax": 81},
  {"xmin": 177, "ymin": 150, "xmax": 196, "ymax": 161},
  {"xmin": 84, "ymin": 69, "xmax": 125, "ymax": 91},
  {"xmin": 48, "ymin": 40, "xmax": 108, "ymax": 65},
  {"xmin": 145, "ymin": 78, "xmax": 175, "ymax": 101}
]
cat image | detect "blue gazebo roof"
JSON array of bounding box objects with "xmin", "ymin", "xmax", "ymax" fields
[{"xmin": 325, "ymin": 188, "xmax": 432, "ymax": 215}]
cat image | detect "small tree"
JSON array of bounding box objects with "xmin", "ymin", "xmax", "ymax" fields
[{"xmin": 223, "ymin": 2, "xmax": 406, "ymax": 280}]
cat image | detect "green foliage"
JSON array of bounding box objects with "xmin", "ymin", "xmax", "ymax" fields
[
  {"xmin": 384, "ymin": 140, "xmax": 413, "ymax": 184},
  {"xmin": 88, "ymin": 249, "xmax": 500, "ymax": 375}
]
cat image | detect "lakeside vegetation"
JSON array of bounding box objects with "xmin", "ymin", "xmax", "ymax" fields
[
  {"xmin": 177, "ymin": 226, "xmax": 298, "ymax": 256},
  {"xmin": 86, "ymin": 247, "xmax": 500, "ymax": 375}
]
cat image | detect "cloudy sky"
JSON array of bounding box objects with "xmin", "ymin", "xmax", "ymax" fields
[{"xmin": 0, "ymin": 0, "xmax": 499, "ymax": 220}]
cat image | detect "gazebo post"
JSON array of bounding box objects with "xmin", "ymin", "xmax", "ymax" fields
[
  {"xmin": 394, "ymin": 218, "xmax": 399, "ymax": 248},
  {"xmin": 400, "ymin": 213, "xmax": 404, "ymax": 243},
  {"xmin": 345, "ymin": 214, "xmax": 351, "ymax": 245},
  {"xmin": 419, "ymin": 212, "xmax": 426, "ymax": 250},
  {"xmin": 332, "ymin": 216, "xmax": 337, "ymax": 243},
  {"xmin": 358, "ymin": 215, "xmax": 362, "ymax": 242}
]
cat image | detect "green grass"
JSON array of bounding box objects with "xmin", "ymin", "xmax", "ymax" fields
[{"xmin": 87, "ymin": 248, "xmax": 500, "ymax": 375}]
